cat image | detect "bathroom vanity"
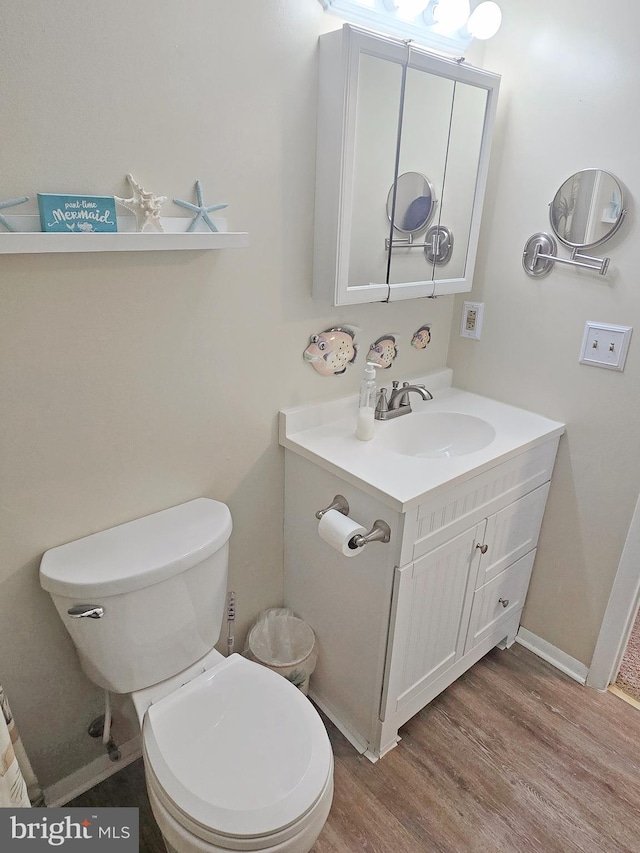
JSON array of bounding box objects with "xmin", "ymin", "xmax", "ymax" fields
[{"xmin": 279, "ymin": 370, "xmax": 564, "ymax": 760}]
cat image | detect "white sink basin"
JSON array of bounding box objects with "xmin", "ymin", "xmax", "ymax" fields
[
  {"xmin": 280, "ymin": 370, "xmax": 566, "ymax": 510},
  {"xmin": 378, "ymin": 411, "xmax": 496, "ymax": 458}
]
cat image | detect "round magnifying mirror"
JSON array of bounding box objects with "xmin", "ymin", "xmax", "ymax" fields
[
  {"xmin": 387, "ymin": 172, "xmax": 437, "ymax": 234},
  {"xmin": 549, "ymin": 169, "xmax": 625, "ymax": 249}
]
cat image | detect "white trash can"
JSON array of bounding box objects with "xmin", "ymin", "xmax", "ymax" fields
[{"xmin": 244, "ymin": 608, "xmax": 317, "ymax": 695}]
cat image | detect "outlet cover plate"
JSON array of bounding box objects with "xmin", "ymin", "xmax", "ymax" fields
[
  {"xmin": 460, "ymin": 301, "xmax": 484, "ymax": 340},
  {"xmin": 579, "ymin": 322, "xmax": 632, "ymax": 371}
]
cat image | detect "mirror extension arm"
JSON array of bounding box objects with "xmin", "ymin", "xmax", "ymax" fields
[{"xmin": 522, "ymin": 232, "xmax": 611, "ymax": 278}]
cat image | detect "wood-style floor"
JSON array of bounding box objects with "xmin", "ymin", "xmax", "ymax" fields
[{"xmin": 69, "ymin": 644, "xmax": 640, "ymax": 852}]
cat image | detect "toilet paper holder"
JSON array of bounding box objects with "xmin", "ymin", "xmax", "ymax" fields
[
  {"xmin": 315, "ymin": 494, "xmax": 350, "ymax": 520},
  {"xmin": 349, "ymin": 519, "xmax": 391, "ymax": 549},
  {"xmin": 315, "ymin": 495, "xmax": 391, "ymax": 548}
]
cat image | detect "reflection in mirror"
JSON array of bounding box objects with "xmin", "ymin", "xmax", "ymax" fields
[
  {"xmin": 388, "ymin": 66, "xmax": 454, "ymax": 286},
  {"xmin": 550, "ymin": 169, "xmax": 625, "ymax": 249},
  {"xmin": 387, "ymin": 172, "xmax": 436, "ymax": 234},
  {"xmin": 424, "ymin": 225, "xmax": 454, "ymax": 265},
  {"xmin": 437, "ymin": 81, "xmax": 488, "ymax": 274},
  {"xmin": 388, "ymin": 72, "xmax": 488, "ymax": 288},
  {"xmin": 347, "ymin": 52, "xmax": 403, "ymax": 289}
]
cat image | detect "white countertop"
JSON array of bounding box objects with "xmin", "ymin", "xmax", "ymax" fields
[{"xmin": 279, "ymin": 370, "xmax": 565, "ymax": 512}]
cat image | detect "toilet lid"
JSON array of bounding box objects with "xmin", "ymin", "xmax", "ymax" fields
[{"xmin": 143, "ymin": 654, "xmax": 332, "ymax": 839}]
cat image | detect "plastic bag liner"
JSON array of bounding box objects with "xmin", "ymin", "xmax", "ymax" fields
[{"xmin": 243, "ymin": 608, "xmax": 317, "ymax": 695}]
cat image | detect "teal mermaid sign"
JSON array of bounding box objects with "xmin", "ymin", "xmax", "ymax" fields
[{"xmin": 37, "ymin": 193, "xmax": 118, "ymax": 232}]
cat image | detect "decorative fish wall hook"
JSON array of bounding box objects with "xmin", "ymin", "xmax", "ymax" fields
[
  {"xmin": 411, "ymin": 324, "xmax": 432, "ymax": 349},
  {"xmin": 367, "ymin": 334, "xmax": 399, "ymax": 369},
  {"xmin": 303, "ymin": 326, "xmax": 358, "ymax": 376}
]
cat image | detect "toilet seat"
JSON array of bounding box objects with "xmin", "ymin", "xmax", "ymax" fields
[
  {"xmin": 142, "ymin": 654, "xmax": 333, "ymax": 844},
  {"xmin": 145, "ymin": 755, "xmax": 333, "ymax": 853}
]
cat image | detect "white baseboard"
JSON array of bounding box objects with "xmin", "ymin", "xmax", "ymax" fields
[
  {"xmin": 308, "ymin": 690, "xmax": 370, "ymax": 756},
  {"xmin": 516, "ymin": 627, "xmax": 588, "ymax": 685},
  {"xmin": 44, "ymin": 736, "xmax": 142, "ymax": 807}
]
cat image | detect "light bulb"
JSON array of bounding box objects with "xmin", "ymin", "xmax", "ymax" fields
[
  {"xmin": 466, "ymin": 1, "xmax": 502, "ymax": 39},
  {"xmin": 430, "ymin": 0, "xmax": 470, "ymax": 32},
  {"xmin": 392, "ymin": 0, "xmax": 430, "ymax": 20}
]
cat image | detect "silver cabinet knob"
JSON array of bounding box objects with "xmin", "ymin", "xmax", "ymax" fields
[
  {"xmin": 67, "ymin": 604, "xmax": 105, "ymax": 619},
  {"xmin": 498, "ymin": 598, "xmax": 509, "ymax": 608},
  {"xmin": 476, "ymin": 543, "xmax": 488, "ymax": 554}
]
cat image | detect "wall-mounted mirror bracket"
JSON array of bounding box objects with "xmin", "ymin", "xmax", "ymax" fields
[
  {"xmin": 424, "ymin": 225, "xmax": 453, "ymax": 265},
  {"xmin": 385, "ymin": 225, "xmax": 453, "ymax": 265},
  {"xmin": 523, "ymin": 231, "xmax": 611, "ymax": 278},
  {"xmin": 385, "ymin": 232, "xmax": 419, "ymax": 250}
]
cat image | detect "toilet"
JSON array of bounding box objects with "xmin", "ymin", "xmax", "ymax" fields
[{"xmin": 39, "ymin": 499, "xmax": 334, "ymax": 853}]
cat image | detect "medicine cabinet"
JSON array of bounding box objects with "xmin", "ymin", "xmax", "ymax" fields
[{"xmin": 313, "ymin": 24, "xmax": 500, "ymax": 305}]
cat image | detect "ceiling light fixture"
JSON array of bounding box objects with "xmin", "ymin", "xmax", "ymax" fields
[
  {"xmin": 465, "ymin": 1, "xmax": 502, "ymax": 39},
  {"xmin": 384, "ymin": 0, "xmax": 430, "ymax": 19},
  {"xmin": 319, "ymin": 0, "xmax": 502, "ymax": 54},
  {"xmin": 424, "ymin": 0, "xmax": 471, "ymax": 32}
]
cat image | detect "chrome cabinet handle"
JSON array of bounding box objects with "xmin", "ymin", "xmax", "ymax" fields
[
  {"xmin": 67, "ymin": 604, "xmax": 105, "ymax": 619},
  {"xmin": 498, "ymin": 598, "xmax": 509, "ymax": 608},
  {"xmin": 476, "ymin": 543, "xmax": 488, "ymax": 554}
]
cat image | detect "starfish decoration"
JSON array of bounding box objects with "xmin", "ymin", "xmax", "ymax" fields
[
  {"xmin": 115, "ymin": 174, "xmax": 167, "ymax": 233},
  {"xmin": 173, "ymin": 180, "xmax": 228, "ymax": 232},
  {"xmin": 0, "ymin": 195, "xmax": 29, "ymax": 232}
]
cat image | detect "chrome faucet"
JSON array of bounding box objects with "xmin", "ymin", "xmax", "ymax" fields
[{"xmin": 374, "ymin": 381, "xmax": 433, "ymax": 420}]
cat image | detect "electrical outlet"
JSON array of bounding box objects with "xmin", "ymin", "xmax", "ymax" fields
[
  {"xmin": 579, "ymin": 322, "xmax": 632, "ymax": 371},
  {"xmin": 460, "ymin": 301, "xmax": 484, "ymax": 340}
]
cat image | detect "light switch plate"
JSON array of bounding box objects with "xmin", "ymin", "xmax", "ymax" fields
[
  {"xmin": 460, "ymin": 301, "xmax": 484, "ymax": 339},
  {"xmin": 579, "ymin": 322, "xmax": 632, "ymax": 371}
]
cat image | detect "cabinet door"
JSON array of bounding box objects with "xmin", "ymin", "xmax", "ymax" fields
[
  {"xmin": 347, "ymin": 49, "xmax": 403, "ymax": 293},
  {"xmin": 382, "ymin": 524, "xmax": 482, "ymax": 719},
  {"xmin": 476, "ymin": 483, "xmax": 550, "ymax": 587},
  {"xmin": 465, "ymin": 551, "xmax": 536, "ymax": 653},
  {"xmin": 313, "ymin": 26, "xmax": 405, "ymax": 306},
  {"xmin": 387, "ymin": 65, "xmax": 454, "ymax": 293},
  {"xmin": 387, "ymin": 63, "xmax": 491, "ymax": 300}
]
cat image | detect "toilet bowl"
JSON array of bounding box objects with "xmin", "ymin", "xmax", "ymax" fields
[{"xmin": 39, "ymin": 499, "xmax": 333, "ymax": 853}]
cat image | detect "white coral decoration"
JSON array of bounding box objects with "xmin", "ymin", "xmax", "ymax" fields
[{"xmin": 115, "ymin": 173, "xmax": 167, "ymax": 232}]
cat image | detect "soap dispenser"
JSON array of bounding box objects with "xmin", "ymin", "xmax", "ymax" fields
[{"xmin": 356, "ymin": 362, "xmax": 377, "ymax": 441}]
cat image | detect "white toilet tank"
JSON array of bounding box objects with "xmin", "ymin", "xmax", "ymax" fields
[{"xmin": 40, "ymin": 499, "xmax": 233, "ymax": 694}]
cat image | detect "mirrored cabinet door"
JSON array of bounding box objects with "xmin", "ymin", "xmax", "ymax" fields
[
  {"xmin": 313, "ymin": 24, "xmax": 500, "ymax": 306},
  {"xmin": 387, "ymin": 65, "xmax": 455, "ymax": 294},
  {"xmin": 348, "ymin": 51, "xmax": 403, "ymax": 291},
  {"xmin": 437, "ymin": 81, "xmax": 488, "ymax": 281}
]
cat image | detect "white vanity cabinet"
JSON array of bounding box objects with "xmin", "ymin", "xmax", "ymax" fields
[
  {"xmin": 283, "ymin": 434, "xmax": 559, "ymax": 760},
  {"xmin": 379, "ymin": 475, "xmax": 552, "ymax": 753}
]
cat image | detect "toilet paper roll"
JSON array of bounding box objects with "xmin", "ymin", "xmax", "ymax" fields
[{"xmin": 318, "ymin": 509, "xmax": 367, "ymax": 557}]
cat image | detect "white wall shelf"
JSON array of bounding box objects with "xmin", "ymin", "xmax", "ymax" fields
[{"xmin": 0, "ymin": 215, "xmax": 249, "ymax": 254}]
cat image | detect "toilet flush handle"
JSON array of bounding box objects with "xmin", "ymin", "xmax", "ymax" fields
[{"xmin": 67, "ymin": 604, "xmax": 105, "ymax": 619}]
